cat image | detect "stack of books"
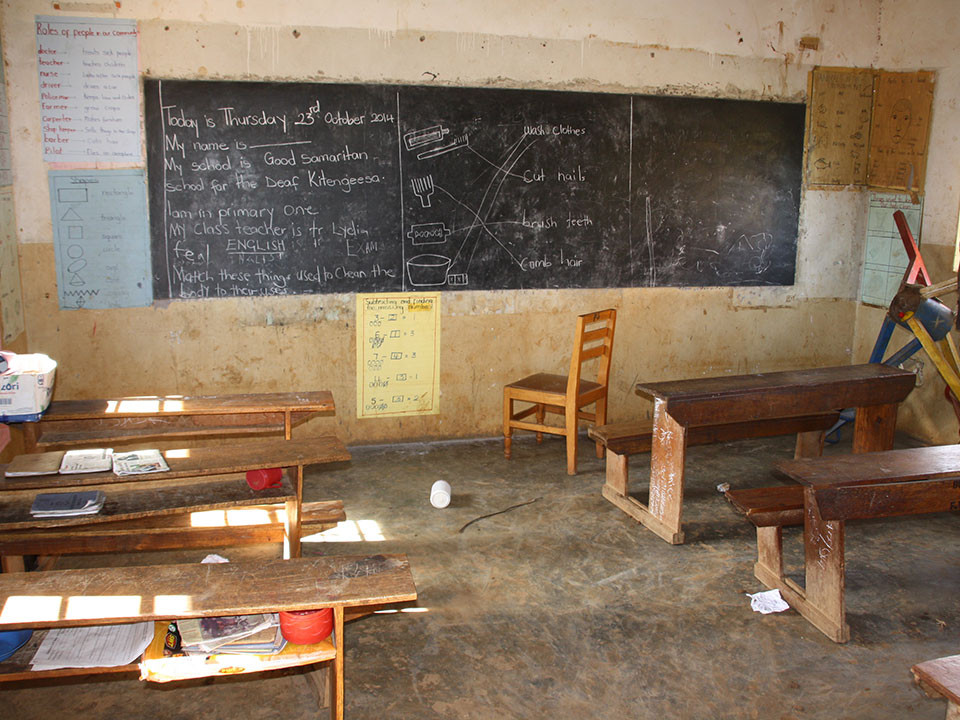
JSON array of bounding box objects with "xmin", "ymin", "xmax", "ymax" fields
[
  {"xmin": 177, "ymin": 614, "xmax": 285, "ymax": 655},
  {"xmin": 30, "ymin": 490, "xmax": 106, "ymax": 518}
]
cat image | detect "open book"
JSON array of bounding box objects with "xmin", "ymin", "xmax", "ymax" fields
[
  {"xmin": 112, "ymin": 449, "xmax": 170, "ymax": 476},
  {"xmin": 59, "ymin": 448, "xmax": 114, "ymax": 474}
]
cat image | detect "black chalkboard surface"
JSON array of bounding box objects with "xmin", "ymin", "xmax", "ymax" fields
[{"xmin": 144, "ymin": 80, "xmax": 803, "ymax": 299}]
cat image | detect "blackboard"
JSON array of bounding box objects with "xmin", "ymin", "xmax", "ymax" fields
[{"xmin": 144, "ymin": 80, "xmax": 804, "ymax": 299}]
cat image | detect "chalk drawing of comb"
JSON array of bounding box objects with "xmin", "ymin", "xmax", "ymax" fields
[{"xmin": 411, "ymin": 175, "xmax": 435, "ymax": 208}]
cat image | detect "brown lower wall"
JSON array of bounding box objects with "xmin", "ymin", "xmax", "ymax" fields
[{"xmin": 16, "ymin": 243, "xmax": 860, "ymax": 449}]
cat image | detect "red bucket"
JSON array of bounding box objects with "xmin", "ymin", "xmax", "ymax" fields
[
  {"xmin": 279, "ymin": 608, "xmax": 333, "ymax": 645},
  {"xmin": 246, "ymin": 467, "xmax": 283, "ymax": 490}
]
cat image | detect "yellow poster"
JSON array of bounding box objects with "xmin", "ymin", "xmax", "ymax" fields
[{"xmin": 356, "ymin": 293, "xmax": 440, "ymax": 418}]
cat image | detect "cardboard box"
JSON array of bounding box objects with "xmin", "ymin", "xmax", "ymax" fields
[{"xmin": 0, "ymin": 353, "xmax": 57, "ymax": 422}]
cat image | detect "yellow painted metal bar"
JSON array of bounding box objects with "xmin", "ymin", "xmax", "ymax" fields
[{"xmin": 905, "ymin": 315, "xmax": 960, "ymax": 398}]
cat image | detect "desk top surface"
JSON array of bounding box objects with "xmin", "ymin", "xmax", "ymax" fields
[
  {"xmin": 637, "ymin": 364, "xmax": 913, "ymax": 400},
  {"xmin": 0, "ymin": 554, "xmax": 417, "ymax": 629},
  {"xmin": 3, "ymin": 435, "xmax": 351, "ymax": 490},
  {"xmin": 635, "ymin": 364, "xmax": 915, "ymax": 426},
  {"xmin": 39, "ymin": 390, "xmax": 335, "ymax": 420},
  {"xmin": 774, "ymin": 444, "xmax": 960, "ymax": 488}
]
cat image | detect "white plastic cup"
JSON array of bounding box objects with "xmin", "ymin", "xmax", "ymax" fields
[{"xmin": 430, "ymin": 480, "xmax": 451, "ymax": 508}]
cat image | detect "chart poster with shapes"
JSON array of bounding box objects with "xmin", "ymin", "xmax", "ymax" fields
[
  {"xmin": 867, "ymin": 71, "xmax": 935, "ymax": 194},
  {"xmin": 861, "ymin": 192, "xmax": 923, "ymax": 307},
  {"xmin": 0, "ymin": 189, "xmax": 25, "ymax": 343},
  {"xmin": 356, "ymin": 293, "xmax": 441, "ymax": 418},
  {"xmin": 35, "ymin": 15, "xmax": 140, "ymax": 162},
  {"xmin": 49, "ymin": 169, "xmax": 152, "ymax": 309},
  {"xmin": 804, "ymin": 67, "xmax": 874, "ymax": 188}
]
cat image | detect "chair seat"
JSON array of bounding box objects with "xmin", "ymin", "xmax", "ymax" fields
[{"xmin": 506, "ymin": 373, "xmax": 602, "ymax": 397}]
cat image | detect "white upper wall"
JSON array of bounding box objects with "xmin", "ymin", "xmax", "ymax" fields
[{"xmin": 1, "ymin": 0, "xmax": 957, "ymax": 302}]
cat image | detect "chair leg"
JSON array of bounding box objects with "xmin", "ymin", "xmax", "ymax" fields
[
  {"xmin": 503, "ymin": 390, "xmax": 512, "ymax": 460},
  {"xmin": 565, "ymin": 406, "xmax": 578, "ymax": 475},
  {"xmin": 536, "ymin": 404, "xmax": 545, "ymax": 443}
]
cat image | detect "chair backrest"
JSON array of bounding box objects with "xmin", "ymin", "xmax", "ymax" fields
[{"xmin": 566, "ymin": 309, "xmax": 617, "ymax": 396}]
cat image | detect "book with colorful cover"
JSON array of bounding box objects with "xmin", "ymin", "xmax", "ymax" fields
[{"xmin": 112, "ymin": 449, "xmax": 169, "ymax": 476}]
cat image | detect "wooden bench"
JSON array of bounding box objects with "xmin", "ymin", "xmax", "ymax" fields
[
  {"xmin": 0, "ymin": 554, "xmax": 418, "ymax": 720},
  {"xmin": 912, "ymin": 655, "xmax": 960, "ymax": 720},
  {"xmin": 589, "ymin": 412, "xmax": 838, "ymax": 502},
  {"xmin": 0, "ymin": 436, "xmax": 351, "ymax": 571},
  {"xmin": 727, "ymin": 444, "xmax": 960, "ymax": 642},
  {"xmin": 600, "ymin": 364, "xmax": 915, "ymax": 544},
  {"xmin": 22, "ymin": 390, "xmax": 336, "ymax": 452}
]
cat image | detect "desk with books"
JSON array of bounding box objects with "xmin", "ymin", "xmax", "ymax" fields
[
  {"xmin": 0, "ymin": 436, "xmax": 351, "ymax": 571},
  {"xmin": 0, "ymin": 554, "xmax": 418, "ymax": 720}
]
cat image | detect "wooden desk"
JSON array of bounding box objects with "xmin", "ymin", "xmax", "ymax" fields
[
  {"xmin": 0, "ymin": 436, "xmax": 351, "ymax": 571},
  {"xmin": 756, "ymin": 444, "xmax": 960, "ymax": 642},
  {"xmin": 23, "ymin": 391, "xmax": 336, "ymax": 452},
  {"xmin": 913, "ymin": 654, "xmax": 960, "ymax": 720},
  {"xmin": 0, "ymin": 554, "xmax": 418, "ymax": 720},
  {"xmin": 603, "ymin": 364, "xmax": 916, "ymax": 544}
]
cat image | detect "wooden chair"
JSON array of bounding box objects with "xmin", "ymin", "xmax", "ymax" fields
[{"xmin": 503, "ymin": 309, "xmax": 616, "ymax": 475}]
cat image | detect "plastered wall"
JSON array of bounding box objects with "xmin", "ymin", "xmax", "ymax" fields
[{"xmin": 1, "ymin": 0, "xmax": 958, "ymax": 447}]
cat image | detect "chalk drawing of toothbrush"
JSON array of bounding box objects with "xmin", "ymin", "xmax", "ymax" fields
[{"xmin": 411, "ymin": 175, "xmax": 435, "ymax": 208}]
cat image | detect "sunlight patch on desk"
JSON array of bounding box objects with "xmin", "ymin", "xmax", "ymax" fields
[
  {"xmin": 374, "ymin": 606, "xmax": 429, "ymax": 614},
  {"xmin": 303, "ymin": 519, "xmax": 385, "ymax": 543},
  {"xmin": 153, "ymin": 595, "xmax": 193, "ymax": 615},
  {"xmin": 66, "ymin": 595, "xmax": 141, "ymax": 620},
  {"xmin": 166, "ymin": 448, "xmax": 191, "ymax": 458},
  {"xmin": 1, "ymin": 595, "xmax": 62, "ymax": 623},
  {"xmin": 116, "ymin": 399, "xmax": 162, "ymax": 414},
  {"xmin": 161, "ymin": 399, "xmax": 185, "ymax": 412},
  {"xmin": 190, "ymin": 508, "xmax": 276, "ymax": 527}
]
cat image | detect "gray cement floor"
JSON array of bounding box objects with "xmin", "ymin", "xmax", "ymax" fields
[{"xmin": 4, "ymin": 431, "xmax": 959, "ymax": 719}]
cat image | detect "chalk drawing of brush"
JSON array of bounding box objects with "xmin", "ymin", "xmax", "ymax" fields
[{"xmin": 411, "ymin": 175, "xmax": 435, "ymax": 208}]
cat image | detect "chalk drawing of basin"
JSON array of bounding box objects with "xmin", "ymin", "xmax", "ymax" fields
[{"xmin": 406, "ymin": 253, "xmax": 452, "ymax": 286}]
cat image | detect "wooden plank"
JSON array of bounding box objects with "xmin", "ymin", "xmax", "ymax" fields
[
  {"xmin": 0, "ymin": 472, "xmax": 296, "ymax": 530},
  {"xmin": 36, "ymin": 391, "xmax": 336, "ymax": 420},
  {"xmin": 724, "ymin": 485, "xmax": 804, "ymax": 527},
  {"xmin": 635, "ymin": 364, "xmax": 914, "ymax": 427},
  {"xmin": 775, "ymin": 444, "xmax": 960, "ymax": 489},
  {"xmin": 36, "ymin": 422, "xmax": 287, "ymax": 449},
  {"xmin": 0, "ymin": 554, "xmax": 418, "ymax": 629},
  {"xmin": 0, "ymin": 500, "xmax": 345, "ymax": 555},
  {"xmin": 913, "ymin": 655, "xmax": 960, "ymax": 705},
  {"xmin": 2, "ymin": 435, "xmax": 351, "ymax": 490},
  {"xmin": 815, "ymin": 477, "xmax": 960, "ymax": 522}
]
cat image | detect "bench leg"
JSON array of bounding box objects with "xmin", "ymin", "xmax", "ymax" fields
[
  {"xmin": 852, "ymin": 402, "xmax": 898, "ymax": 453},
  {"xmin": 503, "ymin": 392, "xmax": 512, "ymax": 460},
  {"xmin": 1, "ymin": 555, "xmax": 26, "ymax": 573},
  {"xmin": 800, "ymin": 490, "xmax": 848, "ymax": 642},
  {"xmin": 753, "ymin": 525, "xmax": 783, "ymax": 586},
  {"xmin": 604, "ymin": 448, "xmax": 629, "ymax": 496},
  {"xmin": 603, "ymin": 409, "xmax": 686, "ymax": 544},
  {"xmin": 284, "ymin": 465, "xmax": 303, "ymax": 560},
  {"xmin": 536, "ymin": 403, "xmax": 545, "ymax": 444},
  {"xmin": 331, "ymin": 606, "xmax": 345, "ymax": 720},
  {"xmin": 794, "ymin": 430, "xmax": 825, "ymax": 459}
]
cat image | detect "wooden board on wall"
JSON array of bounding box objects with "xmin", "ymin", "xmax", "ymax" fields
[
  {"xmin": 867, "ymin": 71, "xmax": 935, "ymax": 195},
  {"xmin": 804, "ymin": 67, "xmax": 874, "ymax": 188}
]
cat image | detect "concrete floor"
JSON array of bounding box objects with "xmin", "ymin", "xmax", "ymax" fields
[{"xmin": 3, "ymin": 431, "xmax": 959, "ymax": 719}]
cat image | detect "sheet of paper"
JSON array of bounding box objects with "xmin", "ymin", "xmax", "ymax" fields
[
  {"xmin": 747, "ymin": 589, "xmax": 790, "ymax": 614},
  {"xmin": 49, "ymin": 169, "xmax": 152, "ymax": 309},
  {"xmin": 35, "ymin": 15, "xmax": 140, "ymax": 162},
  {"xmin": 867, "ymin": 71, "xmax": 935, "ymax": 193},
  {"xmin": 0, "ymin": 37, "xmax": 12, "ymax": 187},
  {"xmin": 0, "ymin": 189, "xmax": 25, "ymax": 342},
  {"xmin": 356, "ymin": 293, "xmax": 441, "ymax": 418},
  {"xmin": 805, "ymin": 67, "xmax": 874, "ymax": 187},
  {"xmin": 861, "ymin": 192, "xmax": 923, "ymax": 307},
  {"xmin": 31, "ymin": 621, "xmax": 154, "ymax": 670}
]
